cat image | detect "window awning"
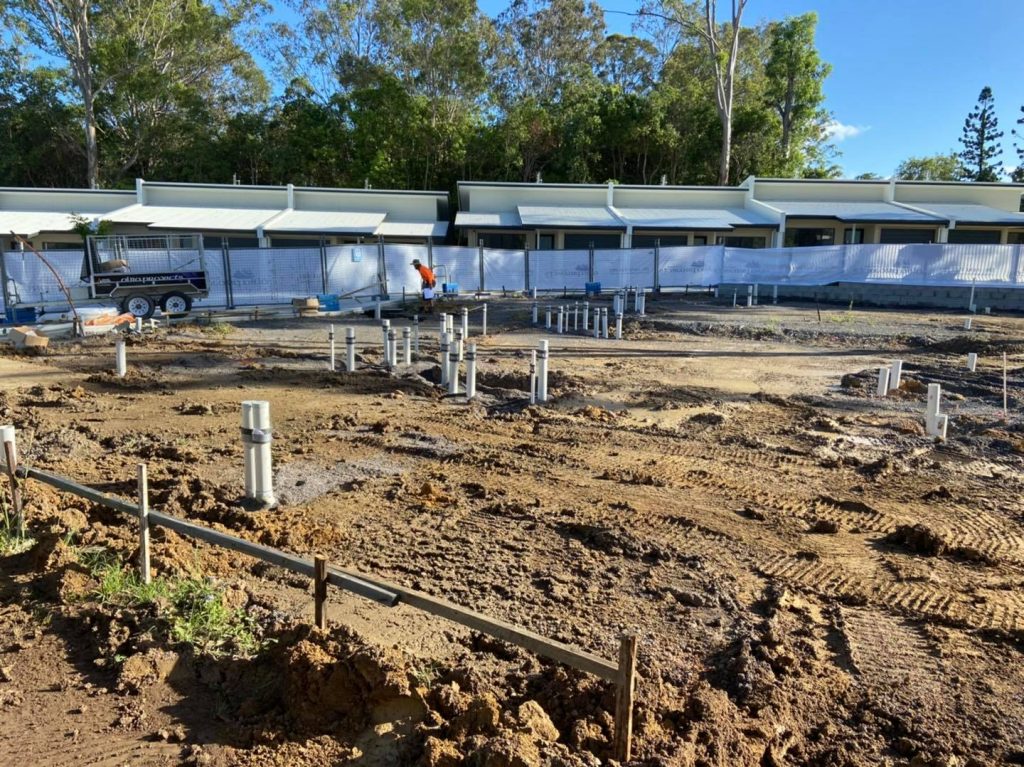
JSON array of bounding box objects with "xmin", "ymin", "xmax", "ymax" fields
[
  {"xmin": 909, "ymin": 203, "xmax": 1024, "ymax": 227},
  {"xmin": 262, "ymin": 209, "xmax": 385, "ymax": 234},
  {"xmin": 517, "ymin": 205, "xmax": 624, "ymax": 229},
  {"xmin": 616, "ymin": 206, "xmax": 777, "ymax": 231},
  {"xmin": 774, "ymin": 200, "xmax": 947, "ymax": 224},
  {"xmin": 375, "ymin": 220, "xmax": 449, "ymax": 238},
  {"xmin": 0, "ymin": 211, "xmax": 81, "ymax": 237}
]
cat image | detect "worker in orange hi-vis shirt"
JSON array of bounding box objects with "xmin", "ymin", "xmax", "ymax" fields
[{"xmin": 411, "ymin": 259, "xmax": 436, "ymax": 314}]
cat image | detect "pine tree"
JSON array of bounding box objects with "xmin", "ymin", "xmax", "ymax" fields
[
  {"xmin": 1012, "ymin": 105, "xmax": 1024, "ymax": 183},
  {"xmin": 959, "ymin": 86, "xmax": 1004, "ymax": 182}
]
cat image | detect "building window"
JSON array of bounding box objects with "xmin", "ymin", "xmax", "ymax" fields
[
  {"xmin": 784, "ymin": 227, "xmax": 835, "ymax": 247},
  {"xmin": 879, "ymin": 228, "xmax": 935, "ymax": 244},
  {"xmin": 948, "ymin": 229, "xmax": 1001, "ymax": 244},
  {"xmin": 537, "ymin": 234, "xmax": 555, "ymax": 250},
  {"xmin": 479, "ymin": 232, "xmax": 526, "ymax": 250},
  {"xmin": 563, "ymin": 233, "xmax": 621, "ymax": 250},
  {"xmin": 843, "ymin": 228, "xmax": 865, "ymax": 244},
  {"xmin": 632, "ymin": 234, "xmax": 690, "ymax": 247},
  {"xmin": 1019, "ymin": 194, "xmax": 1023, "ymax": 213},
  {"xmin": 717, "ymin": 236, "xmax": 766, "ymax": 249},
  {"xmin": 269, "ymin": 238, "xmax": 322, "ymax": 248},
  {"xmin": 692, "ymin": 235, "xmax": 708, "ymax": 246}
]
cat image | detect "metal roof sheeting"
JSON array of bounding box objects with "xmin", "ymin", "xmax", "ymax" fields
[
  {"xmin": 106, "ymin": 204, "xmax": 281, "ymax": 231},
  {"xmin": 616, "ymin": 206, "xmax": 777, "ymax": 230},
  {"xmin": 453, "ymin": 211, "xmax": 523, "ymax": 229},
  {"xmin": 375, "ymin": 220, "xmax": 449, "ymax": 238},
  {"xmin": 263, "ymin": 209, "xmax": 385, "ymax": 234},
  {"xmin": 774, "ymin": 200, "xmax": 946, "ymax": 223},
  {"xmin": 0, "ymin": 211, "xmax": 82, "ymax": 236},
  {"xmin": 910, "ymin": 203, "xmax": 1024, "ymax": 226},
  {"xmin": 517, "ymin": 205, "xmax": 624, "ymax": 229}
]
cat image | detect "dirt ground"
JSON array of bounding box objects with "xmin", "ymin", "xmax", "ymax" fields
[{"xmin": 1, "ymin": 294, "xmax": 1023, "ymax": 767}]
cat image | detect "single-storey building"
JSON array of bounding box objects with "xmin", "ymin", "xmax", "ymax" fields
[
  {"xmin": 0, "ymin": 180, "xmax": 450, "ymax": 252},
  {"xmin": 455, "ymin": 178, "xmax": 1024, "ymax": 249}
]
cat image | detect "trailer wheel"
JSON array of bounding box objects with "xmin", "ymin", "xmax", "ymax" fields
[
  {"xmin": 160, "ymin": 292, "xmax": 192, "ymax": 316},
  {"xmin": 123, "ymin": 294, "xmax": 156, "ymax": 319}
]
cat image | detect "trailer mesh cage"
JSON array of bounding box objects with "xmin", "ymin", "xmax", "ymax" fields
[{"xmin": 90, "ymin": 234, "xmax": 206, "ymax": 274}]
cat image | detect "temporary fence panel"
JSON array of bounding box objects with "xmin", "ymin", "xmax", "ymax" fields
[
  {"xmin": 593, "ymin": 248, "xmax": 656, "ymax": 289},
  {"xmin": 325, "ymin": 244, "xmax": 381, "ymax": 298},
  {"xmin": 908, "ymin": 243, "xmax": 1016, "ymax": 286},
  {"xmin": 482, "ymin": 248, "xmax": 528, "ymax": 292},
  {"xmin": 4, "ymin": 249, "xmax": 86, "ymax": 307},
  {"xmin": 382, "ymin": 244, "xmax": 424, "ymax": 298},
  {"xmin": 657, "ymin": 245, "xmax": 723, "ymax": 287},
  {"xmin": 529, "ymin": 249, "xmax": 590, "ymax": 291},
  {"xmin": 226, "ymin": 247, "xmax": 323, "ymax": 306},
  {"xmin": 432, "ymin": 246, "xmax": 481, "ymax": 292}
]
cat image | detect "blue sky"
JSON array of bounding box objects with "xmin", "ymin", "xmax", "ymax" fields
[{"xmin": 472, "ymin": 0, "xmax": 1024, "ymax": 178}]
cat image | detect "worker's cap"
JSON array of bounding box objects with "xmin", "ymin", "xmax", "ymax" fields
[{"xmin": 411, "ymin": 259, "xmax": 421, "ymax": 265}]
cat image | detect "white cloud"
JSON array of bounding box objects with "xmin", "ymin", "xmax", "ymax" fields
[{"xmin": 824, "ymin": 120, "xmax": 870, "ymax": 142}]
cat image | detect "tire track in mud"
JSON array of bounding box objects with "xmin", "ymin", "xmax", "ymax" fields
[
  {"xmin": 10, "ymin": 731, "xmax": 184, "ymax": 767},
  {"xmin": 838, "ymin": 606, "xmax": 944, "ymax": 695}
]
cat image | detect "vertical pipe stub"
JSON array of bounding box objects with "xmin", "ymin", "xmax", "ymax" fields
[
  {"xmin": 241, "ymin": 401, "xmax": 276, "ymax": 508},
  {"xmin": 537, "ymin": 340, "xmax": 549, "ymax": 403},
  {"xmin": 115, "ymin": 337, "xmax": 127, "ymax": 378},
  {"xmin": 345, "ymin": 327, "xmax": 356, "ymax": 372},
  {"xmin": 466, "ymin": 343, "xmax": 477, "ymax": 400}
]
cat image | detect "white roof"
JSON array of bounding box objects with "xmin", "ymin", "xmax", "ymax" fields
[
  {"xmin": 106, "ymin": 204, "xmax": 281, "ymax": 231},
  {"xmin": 911, "ymin": 203, "xmax": 1024, "ymax": 226},
  {"xmin": 263, "ymin": 209, "xmax": 385, "ymax": 234},
  {"xmin": 375, "ymin": 220, "xmax": 449, "ymax": 238},
  {"xmin": 0, "ymin": 211, "xmax": 81, "ymax": 236},
  {"xmin": 773, "ymin": 200, "xmax": 946, "ymax": 223},
  {"xmin": 454, "ymin": 211, "xmax": 523, "ymax": 228},
  {"xmin": 615, "ymin": 206, "xmax": 776, "ymax": 230},
  {"xmin": 517, "ymin": 205, "xmax": 624, "ymax": 229}
]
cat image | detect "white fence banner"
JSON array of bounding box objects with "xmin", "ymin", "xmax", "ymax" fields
[
  {"xmin": 658, "ymin": 245, "xmax": 723, "ymax": 287},
  {"xmin": 593, "ymin": 248, "xmax": 656, "ymax": 289},
  {"xmin": 483, "ymin": 248, "xmax": 527, "ymax": 291},
  {"xmin": 431, "ymin": 246, "xmax": 481, "ymax": 292},
  {"xmin": 529, "ymin": 249, "xmax": 589, "ymax": 291},
  {"xmin": 325, "ymin": 244, "xmax": 380, "ymax": 298}
]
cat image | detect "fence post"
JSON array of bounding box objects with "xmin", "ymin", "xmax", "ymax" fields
[
  {"xmin": 653, "ymin": 240, "xmax": 661, "ymax": 292},
  {"xmin": 427, "ymin": 238, "xmax": 434, "ymax": 271},
  {"xmin": 478, "ymin": 243, "xmax": 486, "ymax": 293},
  {"xmin": 588, "ymin": 242, "xmax": 595, "ymax": 283},
  {"xmin": 319, "ymin": 237, "xmax": 328, "ymax": 295},
  {"xmin": 613, "ymin": 633, "xmax": 638, "ymax": 762},
  {"xmin": 314, "ymin": 555, "xmax": 328, "ymax": 630},
  {"xmin": 377, "ymin": 236, "xmax": 387, "ymax": 298},
  {"xmin": 137, "ymin": 463, "xmax": 151, "ymax": 584},
  {"xmin": 524, "ymin": 246, "xmax": 531, "ymax": 293},
  {"xmin": 221, "ymin": 241, "xmax": 235, "ymax": 309}
]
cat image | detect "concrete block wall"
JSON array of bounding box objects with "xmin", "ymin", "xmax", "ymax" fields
[{"xmin": 715, "ymin": 283, "xmax": 1024, "ymax": 312}]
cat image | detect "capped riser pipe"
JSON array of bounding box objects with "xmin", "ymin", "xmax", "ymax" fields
[
  {"xmin": 446, "ymin": 314, "xmax": 454, "ymax": 335},
  {"xmin": 602, "ymin": 309, "xmax": 609, "ymax": 339},
  {"xmin": 381, "ymin": 320, "xmax": 391, "ymax": 366},
  {"xmin": 241, "ymin": 401, "xmax": 275, "ymax": 507},
  {"xmin": 537, "ymin": 340, "xmax": 549, "ymax": 403},
  {"xmin": 877, "ymin": 367, "xmax": 889, "ymax": 397},
  {"xmin": 0, "ymin": 425, "xmax": 17, "ymax": 469},
  {"xmin": 346, "ymin": 328, "xmax": 357, "ymax": 372},
  {"xmin": 593, "ymin": 309, "xmax": 600, "ymax": 339},
  {"xmin": 545, "ymin": 307, "xmax": 552, "ymax": 330},
  {"xmin": 531, "ymin": 287, "xmax": 537, "ymax": 299},
  {"xmin": 115, "ymin": 338, "xmax": 127, "ymax": 378},
  {"xmin": 583, "ymin": 302, "xmax": 590, "ymax": 331},
  {"xmin": 964, "ymin": 318, "xmax": 972, "ymax": 330},
  {"xmin": 573, "ymin": 304, "xmax": 579, "ymax": 331},
  {"xmin": 439, "ymin": 333, "xmax": 450, "ymax": 387},
  {"xmin": 639, "ymin": 293, "xmax": 646, "ymax": 317},
  {"xmin": 888, "ymin": 360, "xmax": 903, "ymax": 392},
  {"xmin": 532, "ymin": 303, "xmax": 538, "ymax": 325},
  {"xmin": 374, "ymin": 300, "xmax": 381, "ymax": 321},
  {"xmin": 328, "ymin": 326, "xmax": 336, "ymax": 371},
  {"xmin": 747, "ymin": 286, "xmax": 753, "ymax": 308},
  {"xmin": 388, "ymin": 329, "xmax": 397, "ymax": 372},
  {"xmin": 967, "ymin": 353, "xmax": 977, "ymax": 372},
  {"xmin": 615, "ymin": 313, "xmax": 623, "ymax": 340},
  {"xmin": 455, "ymin": 329, "xmax": 464, "ymax": 362},
  {"xmin": 461, "ymin": 308, "xmax": 469, "ymax": 341},
  {"xmin": 403, "ymin": 328, "xmax": 412, "ymax": 365},
  {"xmin": 135, "ymin": 317, "xmax": 143, "ymax": 333},
  {"xmin": 466, "ymin": 344, "xmax": 477, "ymax": 399},
  {"xmin": 481, "ymin": 304, "xmax": 488, "ymax": 336},
  {"xmin": 926, "ymin": 384, "xmax": 948, "ymax": 439},
  {"xmin": 773, "ymin": 285, "xmax": 778, "ymax": 305}
]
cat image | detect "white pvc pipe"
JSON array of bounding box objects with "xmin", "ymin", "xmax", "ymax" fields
[
  {"xmin": 413, "ymin": 315, "xmax": 420, "ymax": 354},
  {"xmin": 557, "ymin": 306, "xmax": 564, "ymax": 334},
  {"xmin": 439, "ymin": 314, "xmax": 447, "ymax": 342},
  {"xmin": 466, "ymin": 343, "xmax": 477, "ymax": 399},
  {"xmin": 439, "ymin": 332, "xmax": 450, "ymax": 387},
  {"xmin": 328, "ymin": 325, "xmax": 336, "ymax": 371},
  {"xmin": 537, "ymin": 340, "xmax": 549, "ymax": 403},
  {"xmin": 242, "ymin": 401, "xmax": 275, "ymax": 506},
  {"xmin": 573, "ymin": 303, "xmax": 579, "ymax": 331},
  {"xmin": 926, "ymin": 383, "xmax": 947, "ymax": 439},
  {"xmin": 877, "ymin": 367, "xmax": 889, "ymax": 397},
  {"xmin": 461, "ymin": 307, "xmax": 469, "ymax": 340},
  {"xmin": 403, "ymin": 327, "xmax": 411, "ymax": 365},
  {"xmin": 964, "ymin": 317, "xmax": 973, "ymax": 330},
  {"xmin": 615, "ymin": 312, "xmax": 623, "ymax": 340},
  {"xmin": 601, "ymin": 308, "xmax": 609, "ymax": 339},
  {"xmin": 135, "ymin": 317, "xmax": 143, "ymax": 333},
  {"xmin": 0, "ymin": 425, "xmax": 17, "ymax": 470},
  {"xmin": 732, "ymin": 290, "xmax": 737, "ymax": 308},
  {"xmin": 613, "ymin": 294, "xmax": 620, "ymax": 315},
  {"xmin": 531, "ymin": 287, "xmax": 537, "ymax": 299},
  {"xmin": 545, "ymin": 306, "xmax": 552, "ymax": 330},
  {"xmin": 888, "ymin": 360, "xmax": 903, "ymax": 392},
  {"xmin": 387, "ymin": 328, "xmax": 397, "ymax": 371},
  {"xmin": 593, "ymin": 309, "xmax": 600, "ymax": 338},
  {"xmin": 374, "ymin": 299, "xmax": 381, "ymax": 320},
  {"xmin": 747, "ymin": 285, "xmax": 753, "ymax": 307},
  {"xmin": 583, "ymin": 301, "xmax": 590, "ymax": 330},
  {"xmin": 532, "ymin": 302, "xmax": 538, "ymax": 325},
  {"xmin": 381, "ymin": 319, "xmax": 391, "ymax": 366},
  {"xmin": 346, "ymin": 327, "xmax": 356, "ymax": 371},
  {"xmin": 529, "ymin": 351, "xmax": 537, "ymax": 405},
  {"xmin": 455, "ymin": 328, "xmax": 464, "ymax": 362},
  {"xmin": 448, "ymin": 340, "xmax": 460, "ymax": 395},
  {"xmin": 753, "ymin": 283, "xmax": 759, "ymax": 305},
  {"xmin": 481, "ymin": 303, "xmax": 488, "ymax": 335},
  {"xmin": 773, "ymin": 285, "xmax": 778, "ymax": 305},
  {"xmin": 115, "ymin": 338, "xmax": 127, "ymax": 378},
  {"xmin": 639, "ymin": 291, "xmax": 646, "ymax": 317},
  {"xmin": 967, "ymin": 352, "xmax": 978, "ymax": 372},
  {"xmin": 446, "ymin": 314, "xmax": 454, "ymax": 335},
  {"xmin": 633, "ymin": 289, "xmax": 640, "ymax": 313}
]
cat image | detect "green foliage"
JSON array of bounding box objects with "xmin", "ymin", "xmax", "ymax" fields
[
  {"xmin": 0, "ymin": 503, "xmax": 33, "ymax": 556},
  {"xmin": 894, "ymin": 153, "xmax": 964, "ymax": 181},
  {"xmin": 81, "ymin": 549, "xmax": 262, "ymax": 657},
  {"xmin": 1012, "ymin": 106, "xmax": 1024, "ymax": 183},
  {"xmin": 69, "ymin": 215, "xmax": 114, "ymax": 240},
  {"xmin": 959, "ymin": 86, "xmax": 1004, "ymax": 182}
]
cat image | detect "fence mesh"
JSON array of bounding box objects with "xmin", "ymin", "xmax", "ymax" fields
[{"xmin": 4, "ymin": 242, "xmax": 1024, "ymax": 316}]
